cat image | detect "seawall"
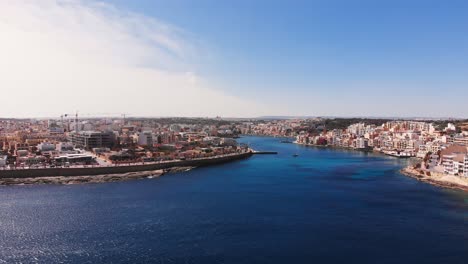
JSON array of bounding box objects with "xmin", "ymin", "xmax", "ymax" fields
[{"xmin": 0, "ymin": 152, "xmax": 253, "ymax": 179}]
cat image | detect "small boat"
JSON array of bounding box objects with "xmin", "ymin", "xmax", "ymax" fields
[
  {"xmin": 280, "ymin": 140, "xmax": 293, "ymax": 143},
  {"xmin": 293, "ymin": 154, "xmax": 299, "ymax": 157}
]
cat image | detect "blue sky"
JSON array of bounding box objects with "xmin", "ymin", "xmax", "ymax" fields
[
  {"xmin": 101, "ymin": 0, "xmax": 468, "ymax": 118},
  {"xmin": 1, "ymin": 0, "xmax": 467, "ymax": 118}
]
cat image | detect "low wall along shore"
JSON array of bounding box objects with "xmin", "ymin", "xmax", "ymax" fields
[{"xmin": 0, "ymin": 152, "xmax": 253, "ymax": 179}]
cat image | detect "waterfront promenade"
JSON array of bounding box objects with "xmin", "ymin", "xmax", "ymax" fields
[{"xmin": 0, "ymin": 151, "xmax": 253, "ymax": 179}]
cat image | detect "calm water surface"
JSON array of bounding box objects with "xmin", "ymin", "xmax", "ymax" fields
[{"xmin": 0, "ymin": 136, "xmax": 467, "ymax": 263}]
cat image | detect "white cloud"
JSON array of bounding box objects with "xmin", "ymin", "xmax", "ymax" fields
[{"xmin": 0, "ymin": 0, "xmax": 269, "ymax": 118}]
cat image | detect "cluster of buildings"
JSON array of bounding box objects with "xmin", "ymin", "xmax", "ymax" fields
[
  {"xmin": 234, "ymin": 118, "xmax": 468, "ymax": 178},
  {"xmin": 302, "ymin": 121, "xmax": 468, "ymax": 177},
  {"xmin": 0, "ymin": 117, "xmax": 245, "ymax": 169},
  {"xmin": 2, "ymin": 116, "xmax": 467, "ymax": 178},
  {"xmin": 234, "ymin": 119, "xmax": 316, "ymax": 137},
  {"xmin": 296, "ymin": 121, "xmax": 440, "ymax": 154}
]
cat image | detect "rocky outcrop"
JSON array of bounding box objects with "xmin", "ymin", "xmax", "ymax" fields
[
  {"xmin": 0, "ymin": 170, "xmax": 164, "ymax": 186},
  {"xmin": 401, "ymin": 167, "xmax": 468, "ymax": 192}
]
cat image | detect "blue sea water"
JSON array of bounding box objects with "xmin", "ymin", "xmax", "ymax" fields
[{"xmin": 0, "ymin": 136, "xmax": 466, "ymax": 263}]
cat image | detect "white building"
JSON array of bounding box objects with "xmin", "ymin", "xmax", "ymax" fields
[
  {"xmin": 0, "ymin": 155, "xmax": 7, "ymax": 166},
  {"xmin": 445, "ymin": 123, "xmax": 456, "ymax": 131},
  {"xmin": 221, "ymin": 138, "xmax": 237, "ymax": 147},
  {"xmin": 37, "ymin": 142, "xmax": 56, "ymax": 152},
  {"xmin": 453, "ymin": 136, "xmax": 468, "ymax": 147},
  {"xmin": 430, "ymin": 143, "xmax": 442, "ymax": 153},
  {"xmin": 56, "ymin": 142, "xmax": 76, "ymax": 154},
  {"xmin": 138, "ymin": 131, "xmax": 153, "ymax": 147},
  {"xmin": 443, "ymin": 154, "xmax": 467, "ymax": 176},
  {"xmin": 356, "ymin": 138, "xmax": 368, "ymax": 149},
  {"xmin": 464, "ymin": 155, "xmax": 468, "ymax": 177},
  {"xmin": 417, "ymin": 144, "xmax": 429, "ymax": 158},
  {"xmin": 442, "ymin": 155, "xmax": 456, "ymax": 175}
]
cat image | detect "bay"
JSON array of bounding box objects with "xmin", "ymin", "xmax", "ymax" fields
[{"xmin": 0, "ymin": 136, "xmax": 466, "ymax": 263}]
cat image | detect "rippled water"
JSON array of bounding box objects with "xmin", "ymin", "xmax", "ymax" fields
[{"xmin": 0, "ymin": 136, "xmax": 467, "ymax": 263}]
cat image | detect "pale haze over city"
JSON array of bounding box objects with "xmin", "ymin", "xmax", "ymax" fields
[{"xmin": 1, "ymin": 0, "xmax": 467, "ymax": 118}]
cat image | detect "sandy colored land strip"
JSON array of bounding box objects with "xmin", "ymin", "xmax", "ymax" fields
[
  {"xmin": 0, "ymin": 169, "xmax": 170, "ymax": 186},
  {"xmin": 0, "ymin": 166, "xmax": 197, "ymax": 186},
  {"xmin": 401, "ymin": 167, "xmax": 468, "ymax": 192}
]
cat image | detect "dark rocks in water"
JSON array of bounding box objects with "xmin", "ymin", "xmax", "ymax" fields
[
  {"xmin": 164, "ymin": 167, "xmax": 195, "ymax": 174},
  {"xmin": 0, "ymin": 170, "xmax": 165, "ymax": 186},
  {"xmin": 0, "ymin": 166, "xmax": 199, "ymax": 186}
]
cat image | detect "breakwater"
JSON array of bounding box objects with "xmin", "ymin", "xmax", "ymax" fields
[
  {"xmin": 0, "ymin": 152, "xmax": 253, "ymax": 179},
  {"xmin": 251, "ymin": 151, "xmax": 278, "ymax": 154}
]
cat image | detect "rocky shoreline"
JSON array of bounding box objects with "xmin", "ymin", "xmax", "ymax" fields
[
  {"xmin": 400, "ymin": 167, "xmax": 468, "ymax": 192},
  {"xmin": 0, "ymin": 167, "xmax": 195, "ymax": 186}
]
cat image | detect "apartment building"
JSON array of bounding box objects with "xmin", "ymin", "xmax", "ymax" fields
[
  {"xmin": 443, "ymin": 155, "xmax": 456, "ymax": 175},
  {"xmin": 453, "ymin": 137, "xmax": 468, "ymax": 146},
  {"xmin": 70, "ymin": 131, "xmax": 115, "ymax": 150},
  {"xmin": 137, "ymin": 131, "xmax": 153, "ymax": 147},
  {"xmin": 464, "ymin": 155, "xmax": 468, "ymax": 177}
]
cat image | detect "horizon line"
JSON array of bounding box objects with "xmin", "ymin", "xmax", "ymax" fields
[{"xmin": 0, "ymin": 115, "xmax": 466, "ymax": 121}]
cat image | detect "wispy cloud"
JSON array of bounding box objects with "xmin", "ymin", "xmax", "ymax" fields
[{"xmin": 0, "ymin": 0, "xmax": 268, "ymax": 117}]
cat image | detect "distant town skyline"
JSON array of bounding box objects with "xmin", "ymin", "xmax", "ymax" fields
[{"xmin": 1, "ymin": 0, "xmax": 467, "ymax": 118}]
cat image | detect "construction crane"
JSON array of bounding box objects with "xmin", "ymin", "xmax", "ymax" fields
[
  {"xmin": 60, "ymin": 113, "xmax": 70, "ymax": 132},
  {"xmin": 75, "ymin": 111, "xmax": 79, "ymax": 133},
  {"xmin": 60, "ymin": 111, "xmax": 81, "ymax": 132},
  {"xmin": 70, "ymin": 112, "xmax": 129, "ymax": 117}
]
